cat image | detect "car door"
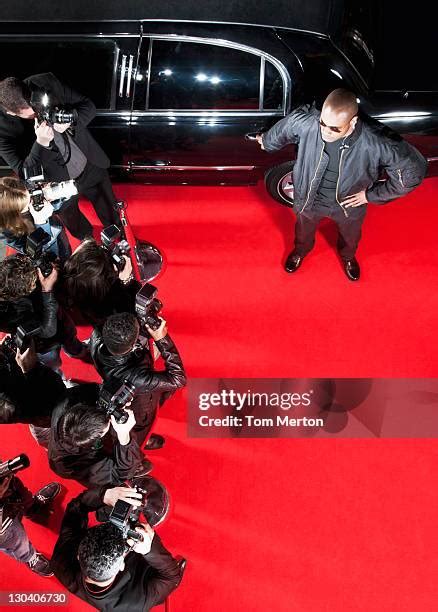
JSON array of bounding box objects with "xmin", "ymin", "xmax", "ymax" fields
[
  {"xmin": 128, "ymin": 35, "xmax": 290, "ymax": 184},
  {"xmin": 0, "ymin": 26, "xmax": 141, "ymax": 177}
]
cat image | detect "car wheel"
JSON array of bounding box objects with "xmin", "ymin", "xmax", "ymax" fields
[{"xmin": 264, "ymin": 161, "xmax": 295, "ymax": 207}]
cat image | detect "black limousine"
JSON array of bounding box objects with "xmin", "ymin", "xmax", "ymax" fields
[{"xmin": 0, "ymin": 2, "xmax": 437, "ymax": 206}]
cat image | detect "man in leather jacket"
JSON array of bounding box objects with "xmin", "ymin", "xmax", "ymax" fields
[
  {"xmin": 258, "ymin": 88, "xmax": 427, "ymax": 280},
  {"xmin": 90, "ymin": 313, "xmax": 186, "ymax": 448}
]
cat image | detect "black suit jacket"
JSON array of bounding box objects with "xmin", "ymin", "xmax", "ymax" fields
[
  {"xmin": 51, "ymin": 489, "xmax": 181, "ymax": 611},
  {"xmin": 0, "ymin": 72, "xmax": 110, "ymax": 180}
]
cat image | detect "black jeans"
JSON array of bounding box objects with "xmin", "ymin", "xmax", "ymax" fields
[
  {"xmin": 58, "ymin": 163, "xmax": 119, "ymax": 239},
  {"xmin": 294, "ymin": 202, "xmax": 367, "ymax": 261}
]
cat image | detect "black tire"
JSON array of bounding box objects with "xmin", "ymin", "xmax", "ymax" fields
[{"xmin": 264, "ymin": 161, "xmax": 295, "ymax": 208}]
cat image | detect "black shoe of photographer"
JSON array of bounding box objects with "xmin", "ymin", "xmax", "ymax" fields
[
  {"xmin": 26, "ymin": 552, "xmax": 54, "ymax": 577},
  {"xmin": 144, "ymin": 434, "xmax": 165, "ymax": 451},
  {"xmin": 284, "ymin": 251, "xmax": 304, "ymax": 273},
  {"xmin": 133, "ymin": 459, "xmax": 153, "ymax": 478},
  {"xmin": 342, "ymin": 258, "xmax": 360, "ymax": 281},
  {"xmin": 175, "ymin": 557, "xmax": 187, "ymax": 586},
  {"xmin": 27, "ymin": 482, "xmax": 62, "ymax": 519}
]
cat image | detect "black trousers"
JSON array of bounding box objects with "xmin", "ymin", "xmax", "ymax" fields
[
  {"xmin": 58, "ymin": 163, "xmax": 119, "ymax": 239},
  {"xmin": 294, "ymin": 202, "xmax": 367, "ymax": 261}
]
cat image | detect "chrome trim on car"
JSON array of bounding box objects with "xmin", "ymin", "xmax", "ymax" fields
[
  {"xmin": 119, "ymin": 54, "xmax": 127, "ymax": 97},
  {"xmin": 129, "ymin": 165, "xmax": 255, "ymax": 171},
  {"xmin": 144, "ymin": 34, "xmax": 291, "ymax": 113},
  {"xmin": 426, "ymin": 157, "xmax": 438, "ymax": 162},
  {"xmin": 259, "ymin": 56, "xmax": 265, "ymax": 111},
  {"xmin": 126, "ymin": 54, "xmax": 134, "ymax": 97},
  {"xmin": 97, "ymin": 110, "xmax": 283, "ymax": 117}
]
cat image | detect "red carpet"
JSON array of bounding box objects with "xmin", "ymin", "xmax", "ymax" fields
[{"xmin": 1, "ymin": 179, "xmax": 438, "ymax": 611}]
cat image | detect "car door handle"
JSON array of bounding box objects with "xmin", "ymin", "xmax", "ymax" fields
[{"xmin": 245, "ymin": 132, "xmax": 262, "ymax": 141}]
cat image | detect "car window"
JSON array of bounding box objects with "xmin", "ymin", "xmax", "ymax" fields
[
  {"xmin": 148, "ymin": 40, "xmax": 260, "ymax": 110},
  {"xmin": 0, "ymin": 39, "xmax": 117, "ymax": 109},
  {"xmin": 263, "ymin": 60, "xmax": 283, "ymax": 110}
]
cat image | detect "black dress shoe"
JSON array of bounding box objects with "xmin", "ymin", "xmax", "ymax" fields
[
  {"xmin": 144, "ymin": 433, "xmax": 165, "ymax": 451},
  {"xmin": 343, "ymin": 258, "xmax": 360, "ymax": 281},
  {"xmin": 284, "ymin": 252, "xmax": 304, "ymax": 273}
]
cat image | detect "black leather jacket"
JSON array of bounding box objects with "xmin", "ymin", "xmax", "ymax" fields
[
  {"xmin": 90, "ymin": 331, "xmax": 186, "ymax": 444},
  {"xmin": 262, "ymin": 105, "xmax": 427, "ymax": 217}
]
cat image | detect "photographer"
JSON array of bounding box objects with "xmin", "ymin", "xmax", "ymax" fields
[
  {"xmin": 61, "ymin": 237, "xmax": 139, "ymax": 326},
  {"xmin": 0, "ymin": 465, "xmax": 60, "ymax": 577},
  {"xmin": 0, "ymin": 176, "xmax": 71, "ymax": 260},
  {"xmin": 51, "ymin": 486, "xmax": 182, "ymax": 609},
  {"xmin": 0, "ymin": 339, "xmax": 67, "ymax": 447},
  {"xmin": 90, "ymin": 313, "xmax": 186, "ymax": 448},
  {"xmin": 48, "ymin": 400, "xmax": 149, "ymax": 488},
  {"xmin": 0, "ymin": 253, "xmax": 87, "ymax": 372},
  {"xmin": 0, "ymin": 73, "xmax": 119, "ymax": 239}
]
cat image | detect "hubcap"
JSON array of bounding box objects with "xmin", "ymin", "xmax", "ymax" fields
[{"xmin": 278, "ymin": 172, "xmax": 294, "ymax": 204}]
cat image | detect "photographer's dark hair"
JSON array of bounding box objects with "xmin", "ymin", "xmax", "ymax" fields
[
  {"xmin": 78, "ymin": 522, "xmax": 126, "ymax": 582},
  {"xmin": 0, "ymin": 254, "xmax": 37, "ymax": 300},
  {"xmin": 62, "ymin": 238, "xmax": 118, "ymax": 308},
  {"xmin": 0, "ymin": 77, "xmax": 31, "ymax": 113},
  {"xmin": 103, "ymin": 313, "xmax": 139, "ymax": 355},
  {"xmin": 56, "ymin": 402, "xmax": 109, "ymax": 448}
]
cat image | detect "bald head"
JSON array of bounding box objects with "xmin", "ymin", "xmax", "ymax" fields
[
  {"xmin": 323, "ymin": 89, "xmax": 358, "ymax": 117},
  {"xmin": 320, "ymin": 89, "xmax": 359, "ymax": 142}
]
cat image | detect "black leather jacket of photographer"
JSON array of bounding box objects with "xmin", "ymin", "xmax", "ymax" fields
[
  {"xmin": 89, "ymin": 331, "xmax": 187, "ymax": 444},
  {"xmin": 0, "ymin": 290, "xmax": 58, "ymax": 350},
  {"xmin": 262, "ymin": 105, "xmax": 427, "ymax": 216},
  {"xmin": 51, "ymin": 488, "xmax": 181, "ymax": 611},
  {"xmin": 0, "ymin": 476, "xmax": 36, "ymax": 534},
  {"xmin": 0, "ymin": 356, "xmax": 66, "ymax": 427},
  {"xmin": 48, "ymin": 384, "xmax": 143, "ymax": 488}
]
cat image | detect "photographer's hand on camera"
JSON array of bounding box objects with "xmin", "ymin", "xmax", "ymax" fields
[
  {"xmin": 103, "ymin": 486, "xmax": 143, "ymax": 508},
  {"xmin": 37, "ymin": 265, "xmax": 58, "ymax": 292},
  {"xmin": 110, "ymin": 408, "xmax": 136, "ymax": 446},
  {"xmin": 127, "ymin": 523, "xmax": 155, "ymax": 555},
  {"xmin": 34, "ymin": 118, "xmax": 54, "ymax": 148},
  {"xmin": 146, "ymin": 317, "xmax": 168, "ymax": 341},
  {"xmin": 117, "ymin": 256, "xmax": 134, "ymax": 284},
  {"xmin": 15, "ymin": 341, "xmax": 38, "ymax": 373}
]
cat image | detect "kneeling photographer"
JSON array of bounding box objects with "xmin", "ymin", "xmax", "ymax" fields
[
  {"xmin": 0, "ymin": 453, "xmax": 60, "ymax": 577},
  {"xmin": 0, "ymin": 173, "xmax": 75, "ymax": 261},
  {"xmin": 51, "ymin": 485, "xmax": 184, "ymax": 610},
  {"xmin": 0, "ymin": 253, "xmax": 87, "ymax": 373},
  {"xmin": 90, "ymin": 308, "xmax": 186, "ymax": 450}
]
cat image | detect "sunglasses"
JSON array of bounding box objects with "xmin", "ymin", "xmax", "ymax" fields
[{"xmin": 319, "ymin": 115, "xmax": 356, "ymax": 134}]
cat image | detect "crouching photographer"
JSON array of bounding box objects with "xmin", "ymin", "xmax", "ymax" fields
[
  {"xmin": 0, "ymin": 453, "xmax": 60, "ymax": 577},
  {"xmin": 0, "ymin": 253, "xmax": 88, "ymax": 373},
  {"xmin": 0, "ymin": 173, "xmax": 75, "ymax": 261},
  {"xmin": 90, "ymin": 309, "xmax": 186, "ymax": 451},
  {"xmin": 51, "ymin": 485, "xmax": 184, "ymax": 610}
]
